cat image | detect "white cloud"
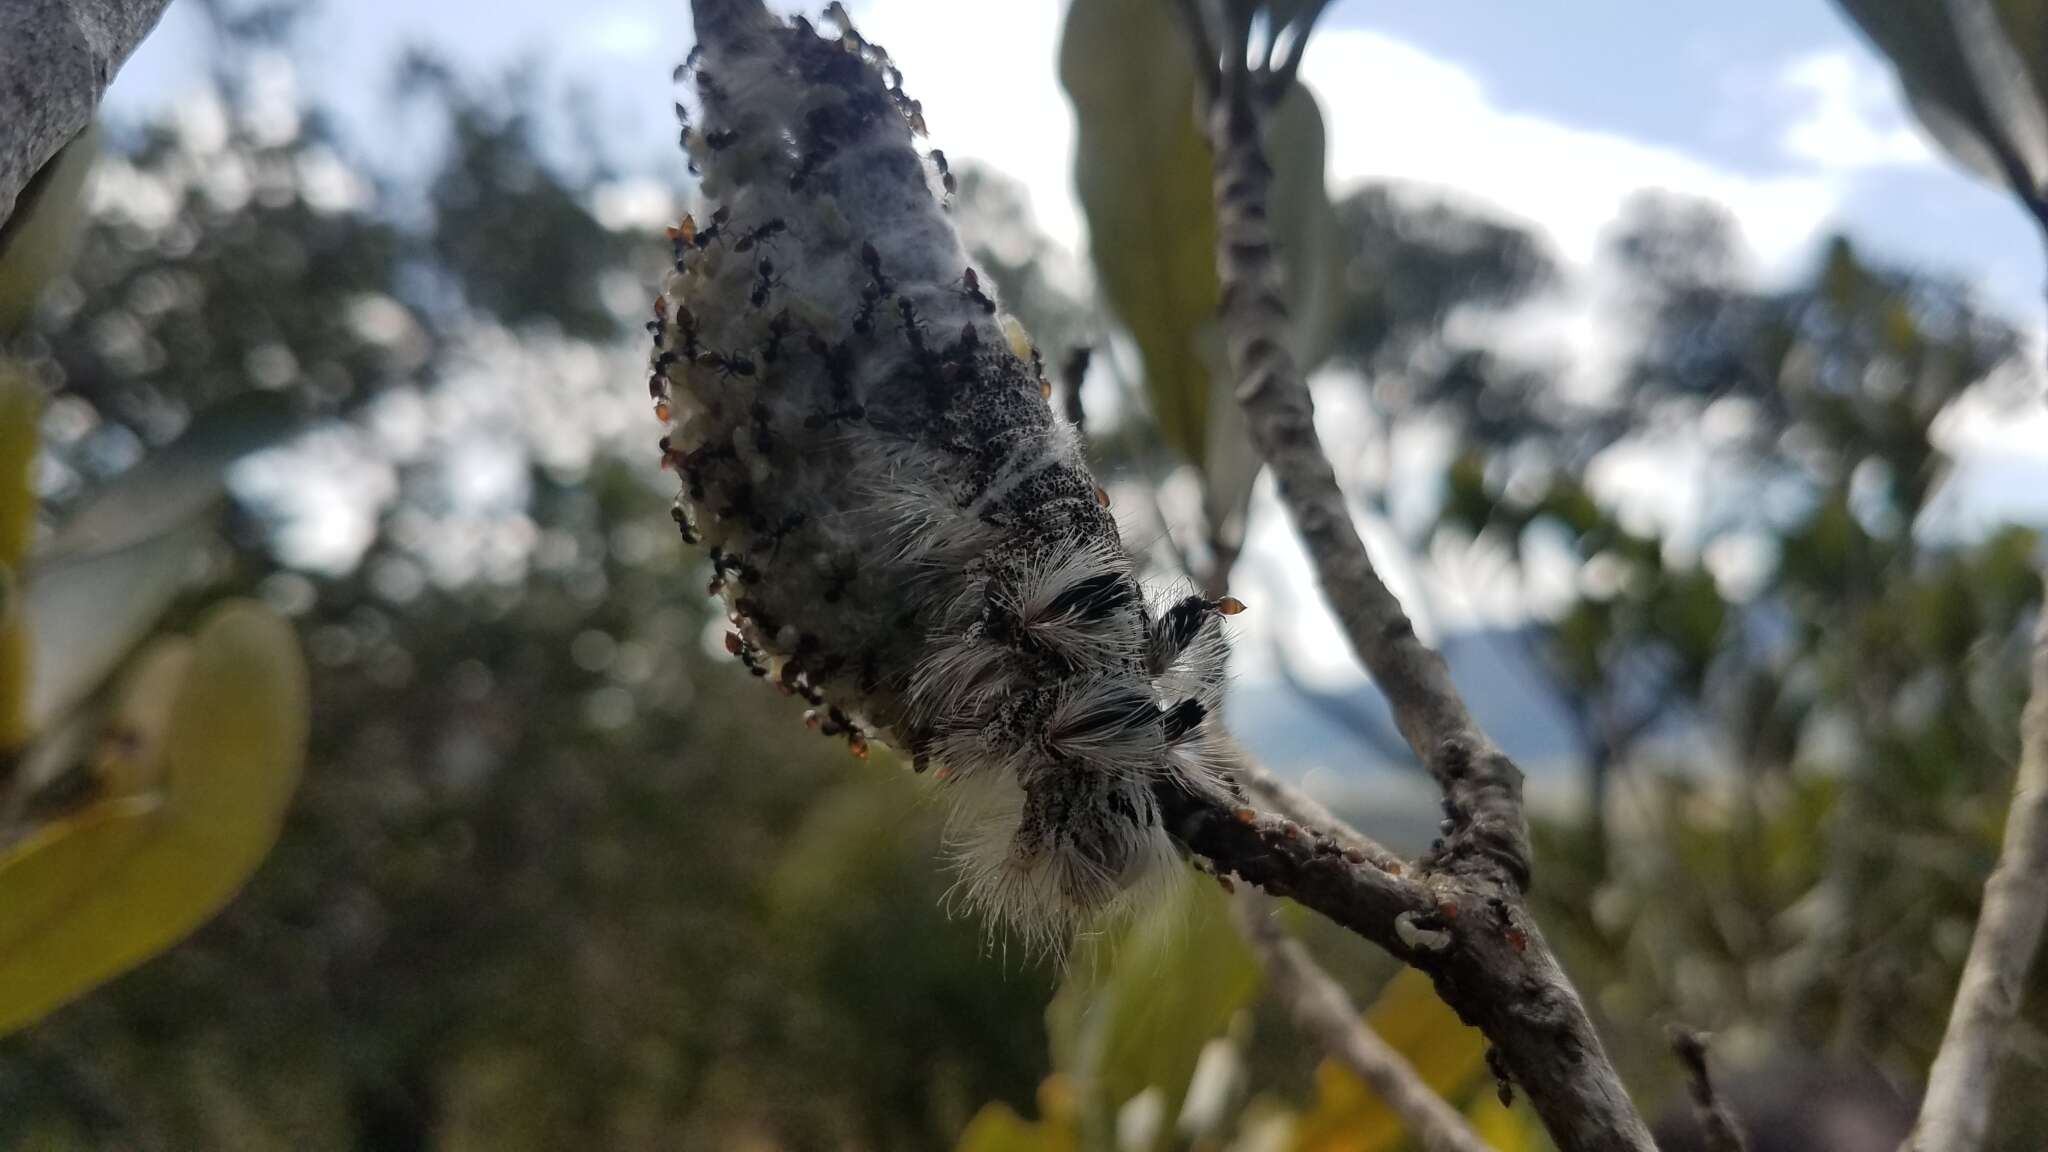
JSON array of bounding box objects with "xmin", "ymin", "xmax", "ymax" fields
[
  {"xmin": 1778, "ymin": 48, "xmax": 1935, "ymax": 172},
  {"xmin": 1297, "ymin": 30, "xmax": 1838, "ymax": 273}
]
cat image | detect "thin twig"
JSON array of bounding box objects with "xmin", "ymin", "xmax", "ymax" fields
[
  {"xmin": 1235, "ymin": 892, "xmax": 1492, "ymax": 1152},
  {"xmin": 1166, "ymin": 11, "xmax": 1658, "ymax": 1149},
  {"xmin": 0, "ymin": 0, "xmax": 175, "ymax": 226},
  {"xmin": 1909, "ymin": 575, "xmax": 2048, "ymax": 1152},
  {"xmin": 1667, "ymin": 1025, "xmax": 1749, "ymax": 1152}
]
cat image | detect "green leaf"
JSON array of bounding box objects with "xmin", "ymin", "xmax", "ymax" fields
[
  {"xmin": 0, "ymin": 600, "xmax": 307, "ymax": 1036},
  {"xmin": 953, "ymin": 1079, "xmax": 1080, "ymax": 1152},
  {"xmin": 22, "ymin": 517, "xmax": 211, "ymax": 733},
  {"xmin": 1290, "ymin": 966, "xmax": 1491, "ymax": 1152},
  {"xmin": 1054, "ymin": 879, "xmax": 1260, "ymax": 1150},
  {"xmin": 0, "ymin": 126, "xmax": 99, "ymax": 338},
  {"xmin": 1061, "ymin": 0, "xmax": 1339, "ymax": 535},
  {"xmin": 0, "ymin": 362, "xmax": 36, "ymax": 749}
]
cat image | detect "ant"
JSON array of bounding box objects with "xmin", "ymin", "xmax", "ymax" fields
[
  {"xmin": 695, "ymin": 69, "xmax": 724, "ymax": 103},
  {"xmin": 696, "ymin": 349, "xmax": 757, "ymax": 379},
  {"xmin": 749, "ymin": 400, "xmax": 777, "ymax": 453},
  {"xmin": 897, "ymin": 297, "xmax": 928, "ymax": 355},
  {"xmin": 750, "ymin": 257, "xmax": 784, "ymax": 307},
  {"xmin": 671, "ymin": 497, "xmax": 699, "ymax": 545},
  {"xmin": 860, "ymin": 241, "xmax": 893, "ymax": 296},
  {"xmin": 851, "ymin": 290, "xmax": 880, "ymax": 337},
  {"xmin": 705, "ymin": 127, "xmax": 739, "ymax": 151},
  {"xmin": 761, "ymin": 309, "xmax": 792, "ymax": 363},
  {"xmin": 822, "ymin": 556, "xmax": 857, "ymax": 604},
  {"xmin": 762, "ymin": 511, "xmax": 806, "ymax": 557},
  {"xmin": 790, "ymin": 148, "xmax": 825, "ymax": 191},
  {"xmin": 673, "ymin": 302, "xmax": 702, "ymax": 360},
  {"xmin": 682, "ymin": 206, "xmax": 730, "ymax": 251},
  {"xmin": 957, "ymin": 267, "xmax": 995, "ymax": 314},
  {"xmin": 676, "ymin": 45, "xmax": 704, "ymax": 80},
  {"xmin": 734, "ymin": 218, "xmax": 787, "ymax": 252},
  {"xmin": 929, "ymin": 148, "xmax": 958, "ymax": 196}
]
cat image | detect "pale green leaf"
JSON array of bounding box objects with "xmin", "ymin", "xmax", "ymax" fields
[
  {"xmin": 0, "ymin": 600, "xmax": 307, "ymax": 1036},
  {"xmin": 22, "ymin": 517, "xmax": 210, "ymax": 732},
  {"xmin": 1055, "ymin": 878, "xmax": 1260, "ymax": 1151}
]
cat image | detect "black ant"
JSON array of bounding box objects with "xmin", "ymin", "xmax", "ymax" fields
[
  {"xmin": 898, "ymin": 297, "xmax": 928, "ymax": 355},
  {"xmin": 749, "ymin": 400, "xmax": 776, "ymax": 453},
  {"xmin": 689, "ymin": 206, "xmax": 731, "ymax": 250},
  {"xmin": 750, "ymin": 257, "xmax": 783, "ymax": 307},
  {"xmin": 763, "ymin": 511, "xmax": 806, "ymax": 557},
  {"xmin": 958, "ymin": 267, "xmax": 995, "ymax": 314},
  {"xmin": 761, "ymin": 309, "xmax": 792, "ymax": 363},
  {"xmin": 851, "ymin": 290, "xmax": 880, "ymax": 337},
  {"xmin": 860, "ymin": 241, "xmax": 893, "ymax": 295},
  {"xmin": 735, "ymin": 218, "xmax": 787, "ymax": 252},
  {"xmin": 705, "ymin": 127, "xmax": 739, "ymax": 150},
  {"xmin": 930, "ymin": 148, "xmax": 957, "ymax": 196},
  {"xmin": 696, "ymin": 349, "xmax": 756, "ymax": 379},
  {"xmin": 674, "ymin": 302, "xmax": 702, "ymax": 360},
  {"xmin": 677, "ymin": 45, "xmax": 704, "ymax": 80},
  {"xmin": 671, "ymin": 497, "xmax": 699, "ymax": 544},
  {"xmin": 823, "ymin": 558, "xmax": 856, "ymax": 604},
  {"xmin": 695, "ymin": 69, "xmax": 724, "ymax": 103}
]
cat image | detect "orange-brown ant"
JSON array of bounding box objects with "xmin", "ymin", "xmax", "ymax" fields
[{"xmin": 957, "ymin": 267, "xmax": 995, "ymax": 313}]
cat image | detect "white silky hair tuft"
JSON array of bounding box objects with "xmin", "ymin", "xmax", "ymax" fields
[{"xmin": 651, "ymin": 0, "xmax": 1242, "ymax": 951}]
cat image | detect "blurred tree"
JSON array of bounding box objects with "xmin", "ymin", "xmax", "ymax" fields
[
  {"xmin": 1436, "ymin": 192, "xmax": 2044, "ymax": 1135},
  {"xmin": 0, "ymin": 6, "xmax": 1056, "ymax": 1151}
]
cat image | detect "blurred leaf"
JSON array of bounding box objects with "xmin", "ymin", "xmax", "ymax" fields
[
  {"xmin": 1054, "ymin": 879, "xmax": 1259, "ymax": 1150},
  {"xmin": 1061, "ymin": 0, "xmax": 1338, "ymax": 541},
  {"xmin": 0, "ymin": 600, "xmax": 307, "ymax": 1036},
  {"xmin": 1, "ymin": 363, "xmax": 36, "ymax": 751},
  {"xmin": 0, "ymin": 362, "xmax": 35, "ymax": 567},
  {"xmin": 92, "ymin": 636, "xmax": 194, "ymax": 799},
  {"xmin": 1061, "ymin": 0, "xmax": 1219, "ymax": 469},
  {"xmin": 1835, "ymin": 0, "xmax": 2048, "ymax": 193},
  {"xmin": 44, "ymin": 389, "xmax": 300, "ymax": 563},
  {"xmin": 22, "ymin": 517, "xmax": 210, "ymax": 733},
  {"xmin": 1290, "ymin": 966, "xmax": 1490, "ymax": 1152},
  {"xmin": 954, "ymin": 1077, "xmax": 1080, "ymax": 1152},
  {"xmin": 1465, "ymin": 1091, "xmax": 1536, "ymax": 1151},
  {"xmin": 0, "ymin": 125, "xmax": 99, "ymax": 337}
]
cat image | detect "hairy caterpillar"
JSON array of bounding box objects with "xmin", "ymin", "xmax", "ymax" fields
[{"xmin": 651, "ymin": 0, "xmax": 1242, "ymax": 951}]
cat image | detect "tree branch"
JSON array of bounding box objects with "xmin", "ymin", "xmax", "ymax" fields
[
  {"xmin": 1234, "ymin": 892, "xmax": 1492, "ymax": 1152},
  {"xmin": 1668, "ymin": 1025, "xmax": 1749, "ymax": 1152},
  {"xmin": 1165, "ymin": 11, "xmax": 1658, "ymax": 1149},
  {"xmin": 1909, "ymin": 574, "xmax": 2048, "ymax": 1152},
  {"xmin": 0, "ymin": 0, "xmax": 174, "ymax": 227}
]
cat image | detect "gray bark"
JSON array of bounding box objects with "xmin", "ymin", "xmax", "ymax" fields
[{"xmin": 0, "ymin": 0, "xmax": 174, "ymax": 226}]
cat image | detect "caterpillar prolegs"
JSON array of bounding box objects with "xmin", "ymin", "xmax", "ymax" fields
[{"xmin": 651, "ymin": 0, "xmax": 1243, "ymax": 951}]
